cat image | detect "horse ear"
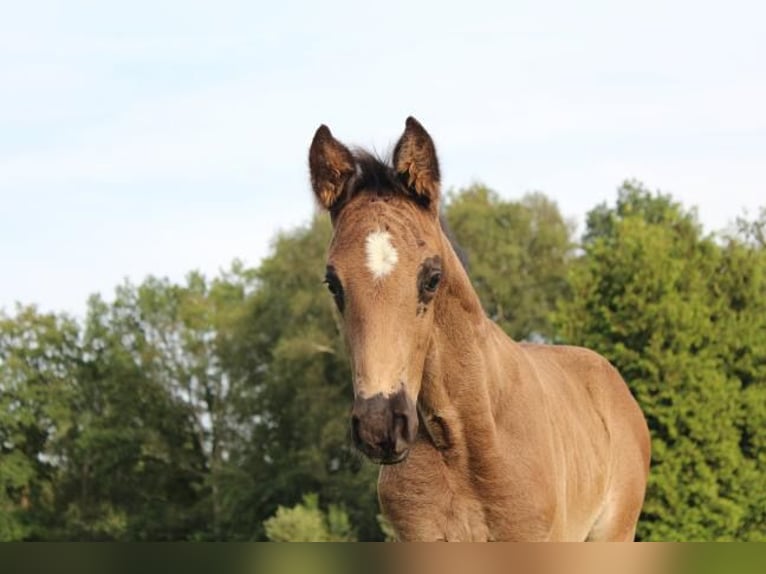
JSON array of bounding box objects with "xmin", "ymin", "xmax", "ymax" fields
[
  {"xmin": 393, "ymin": 116, "xmax": 441, "ymax": 212},
  {"xmin": 309, "ymin": 125, "xmax": 356, "ymax": 211}
]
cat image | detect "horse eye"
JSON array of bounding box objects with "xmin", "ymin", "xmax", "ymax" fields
[
  {"xmin": 324, "ymin": 269, "xmax": 345, "ymax": 312},
  {"xmin": 425, "ymin": 272, "xmax": 441, "ymax": 292},
  {"xmin": 324, "ymin": 278, "xmax": 338, "ymax": 295}
]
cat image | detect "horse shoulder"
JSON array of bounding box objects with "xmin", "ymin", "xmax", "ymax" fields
[{"xmin": 518, "ymin": 343, "xmax": 651, "ymax": 539}]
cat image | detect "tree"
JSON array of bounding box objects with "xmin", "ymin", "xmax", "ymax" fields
[
  {"xmin": 556, "ymin": 181, "xmax": 765, "ymax": 540},
  {"xmin": 114, "ymin": 266, "xmax": 259, "ymax": 539},
  {"xmin": 263, "ymin": 493, "xmax": 355, "ymax": 542},
  {"xmin": 44, "ymin": 290, "xmax": 210, "ymax": 541},
  {"xmin": 0, "ymin": 306, "xmax": 79, "ymax": 540},
  {"xmin": 4, "ymin": 179, "xmax": 762, "ymax": 542},
  {"xmin": 444, "ymin": 185, "xmax": 575, "ymax": 341},
  {"xmin": 713, "ymin": 211, "xmax": 766, "ymax": 540},
  {"xmin": 223, "ymin": 215, "xmax": 381, "ymax": 540}
]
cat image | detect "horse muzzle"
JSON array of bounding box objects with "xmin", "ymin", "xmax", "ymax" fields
[{"xmin": 351, "ymin": 389, "xmax": 418, "ymax": 464}]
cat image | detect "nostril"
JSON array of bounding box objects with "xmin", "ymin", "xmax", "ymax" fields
[
  {"xmin": 351, "ymin": 415, "xmax": 361, "ymax": 445},
  {"xmin": 376, "ymin": 437, "xmax": 395, "ymax": 456}
]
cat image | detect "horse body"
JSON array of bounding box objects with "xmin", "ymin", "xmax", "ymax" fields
[
  {"xmin": 307, "ymin": 117, "xmax": 650, "ymax": 541},
  {"xmin": 377, "ymin": 239, "xmax": 649, "ymax": 541}
]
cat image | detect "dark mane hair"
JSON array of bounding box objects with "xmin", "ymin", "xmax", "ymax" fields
[
  {"xmin": 340, "ymin": 150, "xmax": 469, "ymax": 272},
  {"xmin": 347, "ymin": 151, "xmax": 412, "ymax": 200}
]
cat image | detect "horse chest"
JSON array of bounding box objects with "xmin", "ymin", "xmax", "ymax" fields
[{"xmin": 378, "ymin": 449, "xmax": 493, "ymax": 541}]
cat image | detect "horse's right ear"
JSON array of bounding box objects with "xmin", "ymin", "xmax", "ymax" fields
[
  {"xmin": 393, "ymin": 117, "xmax": 440, "ymax": 213},
  {"xmin": 309, "ymin": 125, "xmax": 356, "ymax": 211}
]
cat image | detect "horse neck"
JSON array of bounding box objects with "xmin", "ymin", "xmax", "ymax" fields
[{"xmin": 419, "ymin": 244, "xmax": 525, "ymax": 450}]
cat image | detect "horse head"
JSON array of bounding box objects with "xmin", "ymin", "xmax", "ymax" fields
[{"xmin": 308, "ymin": 117, "xmax": 453, "ymax": 464}]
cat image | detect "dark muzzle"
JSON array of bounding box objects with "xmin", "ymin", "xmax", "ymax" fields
[{"xmin": 351, "ymin": 388, "xmax": 418, "ymax": 464}]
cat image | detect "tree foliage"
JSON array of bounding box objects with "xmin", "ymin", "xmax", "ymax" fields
[
  {"xmin": 263, "ymin": 493, "xmax": 355, "ymax": 542},
  {"xmin": 444, "ymin": 185, "xmax": 575, "ymax": 340},
  {"xmin": 224, "ymin": 216, "xmax": 380, "ymax": 540},
  {"xmin": 555, "ymin": 181, "xmax": 766, "ymax": 541},
  {"xmin": 0, "ymin": 306, "xmax": 79, "ymax": 540},
  {"xmin": 1, "ymin": 183, "xmax": 763, "ymax": 541}
]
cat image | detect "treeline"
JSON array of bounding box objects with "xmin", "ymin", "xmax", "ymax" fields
[{"xmin": 1, "ymin": 182, "xmax": 764, "ymax": 541}]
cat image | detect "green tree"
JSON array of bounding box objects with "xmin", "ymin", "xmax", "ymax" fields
[
  {"xmin": 714, "ymin": 211, "xmax": 766, "ymax": 540},
  {"xmin": 444, "ymin": 185, "xmax": 575, "ymax": 341},
  {"xmin": 45, "ymin": 290, "xmax": 210, "ymax": 541},
  {"xmin": 224, "ymin": 215, "xmax": 380, "ymax": 540},
  {"xmin": 21, "ymin": 264, "xmax": 260, "ymax": 541},
  {"xmin": 5, "ymin": 179, "xmax": 761, "ymax": 542},
  {"xmin": 263, "ymin": 493, "xmax": 355, "ymax": 542},
  {"xmin": 556, "ymin": 181, "xmax": 764, "ymax": 541},
  {"xmin": 0, "ymin": 306, "xmax": 79, "ymax": 540},
  {"xmin": 115, "ymin": 266, "xmax": 259, "ymax": 539}
]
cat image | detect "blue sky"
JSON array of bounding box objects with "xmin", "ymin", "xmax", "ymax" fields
[{"xmin": 1, "ymin": 0, "xmax": 764, "ymax": 316}]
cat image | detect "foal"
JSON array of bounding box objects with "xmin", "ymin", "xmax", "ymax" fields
[{"xmin": 308, "ymin": 118, "xmax": 650, "ymax": 541}]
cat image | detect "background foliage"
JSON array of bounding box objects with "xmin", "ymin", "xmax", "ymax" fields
[{"xmin": 1, "ymin": 184, "xmax": 764, "ymax": 540}]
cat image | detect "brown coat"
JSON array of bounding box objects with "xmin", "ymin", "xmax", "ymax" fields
[{"xmin": 309, "ymin": 117, "xmax": 650, "ymax": 541}]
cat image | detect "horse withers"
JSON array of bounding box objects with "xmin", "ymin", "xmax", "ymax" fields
[{"xmin": 307, "ymin": 117, "xmax": 650, "ymax": 541}]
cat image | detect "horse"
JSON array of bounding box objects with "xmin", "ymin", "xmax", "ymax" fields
[{"xmin": 307, "ymin": 117, "xmax": 651, "ymax": 541}]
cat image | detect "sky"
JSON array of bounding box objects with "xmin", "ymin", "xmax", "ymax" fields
[{"xmin": 1, "ymin": 0, "xmax": 764, "ymax": 316}]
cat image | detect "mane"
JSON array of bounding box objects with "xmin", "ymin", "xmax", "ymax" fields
[
  {"xmin": 348, "ymin": 151, "xmax": 410, "ymax": 199},
  {"xmin": 345, "ymin": 150, "xmax": 470, "ymax": 272}
]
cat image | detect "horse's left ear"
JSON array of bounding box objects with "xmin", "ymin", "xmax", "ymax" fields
[
  {"xmin": 393, "ymin": 116, "xmax": 441, "ymax": 213},
  {"xmin": 309, "ymin": 124, "xmax": 356, "ymax": 211}
]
